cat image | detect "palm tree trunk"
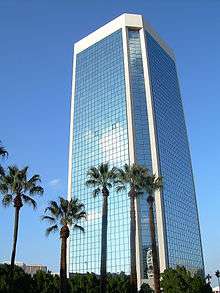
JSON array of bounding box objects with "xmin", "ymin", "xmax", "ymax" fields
[
  {"xmin": 60, "ymin": 225, "xmax": 69, "ymax": 293},
  {"xmin": 148, "ymin": 196, "xmax": 160, "ymax": 293},
  {"xmin": 10, "ymin": 195, "xmax": 22, "ymax": 291},
  {"xmin": 130, "ymin": 194, "xmax": 137, "ymax": 293},
  {"xmin": 11, "ymin": 207, "xmax": 20, "ymax": 270},
  {"xmin": 100, "ymin": 191, "xmax": 108, "ymax": 293}
]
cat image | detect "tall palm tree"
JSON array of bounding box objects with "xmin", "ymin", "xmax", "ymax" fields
[
  {"xmin": 0, "ymin": 165, "xmax": 43, "ymax": 284},
  {"xmin": 86, "ymin": 163, "xmax": 117, "ymax": 293},
  {"xmin": 215, "ymin": 270, "xmax": 220, "ymax": 292},
  {"xmin": 142, "ymin": 173, "xmax": 162, "ymax": 293},
  {"xmin": 0, "ymin": 141, "xmax": 8, "ymax": 175},
  {"xmin": 115, "ymin": 163, "xmax": 147, "ymax": 293},
  {"xmin": 42, "ymin": 197, "xmax": 86, "ymax": 293}
]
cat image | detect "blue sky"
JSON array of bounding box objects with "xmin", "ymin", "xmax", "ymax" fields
[{"xmin": 0, "ymin": 0, "xmax": 219, "ymax": 282}]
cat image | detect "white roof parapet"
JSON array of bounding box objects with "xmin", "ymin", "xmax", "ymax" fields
[
  {"xmin": 74, "ymin": 13, "xmax": 175, "ymax": 60},
  {"xmin": 143, "ymin": 18, "xmax": 175, "ymax": 60}
]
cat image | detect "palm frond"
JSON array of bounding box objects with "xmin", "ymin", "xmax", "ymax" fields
[
  {"xmin": 74, "ymin": 224, "xmax": 85, "ymax": 233},
  {"xmin": 0, "ymin": 182, "xmax": 9, "ymax": 193},
  {"xmin": 0, "ymin": 143, "xmax": 8, "ymax": 158},
  {"xmin": 2, "ymin": 194, "xmax": 12, "ymax": 207},
  {"xmin": 45, "ymin": 200, "xmax": 62, "ymax": 217},
  {"xmin": 93, "ymin": 188, "xmax": 100, "ymax": 197},
  {"xmin": 43, "ymin": 197, "xmax": 86, "ymax": 235},
  {"xmin": 85, "ymin": 179, "xmax": 99, "ymax": 187},
  {"xmin": 0, "ymin": 165, "xmax": 5, "ymax": 176},
  {"xmin": 115, "ymin": 185, "xmax": 126, "ymax": 193},
  {"xmin": 29, "ymin": 186, "xmax": 44, "ymax": 195},
  {"xmin": 46, "ymin": 225, "xmax": 58, "ymax": 236},
  {"xmin": 142, "ymin": 174, "xmax": 163, "ymax": 194},
  {"xmin": 22, "ymin": 194, "xmax": 37, "ymax": 209},
  {"xmin": 59, "ymin": 197, "xmax": 69, "ymax": 214},
  {"xmin": 41, "ymin": 215, "xmax": 56, "ymax": 223},
  {"xmin": 74, "ymin": 210, "xmax": 87, "ymax": 221},
  {"xmin": 87, "ymin": 167, "xmax": 100, "ymax": 180}
]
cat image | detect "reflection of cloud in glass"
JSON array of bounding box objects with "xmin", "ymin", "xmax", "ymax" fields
[
  {"xmin": 83, "ymin": 130, "xmax": 94, "ymax": 142},
  {"xmin": 100, "ymin": 123, "xmax": 125, "ymax": 164},
  {"xmin": 87, "ymin": 211, "xmax": 101, "ymax": 222}
]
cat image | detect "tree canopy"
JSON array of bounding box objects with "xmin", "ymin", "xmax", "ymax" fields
[{"xmin": 160, "ymin": 266, "xmax": 212, "ymax": 293}]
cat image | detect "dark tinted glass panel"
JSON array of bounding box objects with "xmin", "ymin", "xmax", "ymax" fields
[{"xmin": 146, "ymin": 32, "xmax": 204, "ymax": 272}]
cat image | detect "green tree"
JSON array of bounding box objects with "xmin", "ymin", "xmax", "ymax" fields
[
  {"xmin": 86, "ymin": 163, "xmax": 117, "ymax": 293},
  {"xmin": 68, "ymin": 273, "xmax": 99, "ymax": 293},
  {"xmin": 115, "ymin": 163, "xmax": 147, "ymax": 293},
  {"xmin": 107, "ymin": 272, "xmax": 129, "ymax": 293},
  {"xmin": 0, "ymin": 264, "xmax": 33, "ymax": 293},
  {"xmin": 0, "ymin": 166, "xmax": 43, "ymax": 287},
  {"xmin": 42, "ymin": 197, "xmax": 86, "ymax": 293},
  {"xmin": 32, "ymin": 270, "xmax": 60, "ymax": 293},
  {"xmin": 142, "ymin": 174, "xmax": 162, "ymax": 293},
  {"xmin": 139, "ymin": 283, "xmax": 154, "ymax": 293},
  {"xmin": 161, "ymin": 266, "xmax": 212, "ymax": 293}
]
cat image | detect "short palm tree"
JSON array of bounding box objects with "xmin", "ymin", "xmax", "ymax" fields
[
  {"xmin": 142, "ymin": 173, "xmax": 162, "ymax": 293},
  {"xmin": 0, "ymin": 141, "xmax": 8, "ymax": 175},
  {"xmin": 0, "ymin": 165, "xmax": 43, "ymax": 283},
  {"xmin": 215, "ymin": 270, "xmax": 220, "ymax": 291},
  {"xmin": 115, "ymin": 163, "xmax": 147, "ymax": 293},
  {"xmin": 205, "ymin": 274, "xmax": 212, "ymax": 284},
  {"xmin": 86, "ymin": 163, "xmax": 117, "ymax": 293},
  {"xmin": 42, "ymin": 197, "xmax": 86, "ymax": 293}
]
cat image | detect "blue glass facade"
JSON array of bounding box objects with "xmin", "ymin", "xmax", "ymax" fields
[
  {"xmin": 69, "ymin": 16, "xmax": 204, "ymax": 280},
  {"xmin": 146, "ymin": 32, "xmax": 204, "ymax": 272},
  {"xmin": 69, "ymin": 30, "xmax": 131, "ymax": 274}
]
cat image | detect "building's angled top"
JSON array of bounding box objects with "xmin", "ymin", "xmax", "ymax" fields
[{"xmin": 74, "ymin": 13, "xmax": 175, "ymax": 60}]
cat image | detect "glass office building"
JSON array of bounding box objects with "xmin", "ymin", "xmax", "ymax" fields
[{"xmin": 67, "ymin": 14, "xmax": 204, "ymax": 287}]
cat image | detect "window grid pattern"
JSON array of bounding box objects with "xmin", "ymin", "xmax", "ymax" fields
[
  {"xmin": 128, "ymin": 29, "xmax": 155, "ymax": 279},
  {"xmin": 69, "ymin": 30, "xmax": 131, "ymax": 275},
  {"xmin": 146, "ymin": 32, "xmax": 204, "ymax": 272}
]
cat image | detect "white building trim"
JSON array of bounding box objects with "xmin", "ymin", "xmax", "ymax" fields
[
  {"xmin": 67, "ymin": 51, "xmax": 77, "ymax": 277},
  {"xmin": 122, "ymin": 25, "xmax": 143, "ymax": 289},
  {"xmin": 139, "ymin": 27, "xmax": 167, "ymax": 272},
  {"xmin": 74, "ymin": 13, "xmax": 175, "ymax": 61}
]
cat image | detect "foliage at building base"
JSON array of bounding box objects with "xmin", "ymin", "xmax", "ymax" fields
[
  {"xmin": 160, "ymin": 266, "xmax": 212, "ymax": 293},
  {"xmin": 0, "ymin": 265, "xmax": 153, "ymax": 293}
]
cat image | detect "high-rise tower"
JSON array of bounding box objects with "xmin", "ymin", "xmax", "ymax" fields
[{"xmin": 67, "ymin": 13, "xmax": 204, "ymax": 287}]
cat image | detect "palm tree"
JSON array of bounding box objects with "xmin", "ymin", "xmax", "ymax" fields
[
  {"xmin": 205, "ymin": 274, "xmax": 212, "ymax": 285},
  {"xmin": 142, "ymin": 173, "xmax": 162, "ymax": 293},
  {"xmin": 115, "ymin": 163, "xmax": 147, "ymax": 293},
  {"xmin": 42, "ymin": 197, "xmax": 86, "ymax": 293},
  {"xmin": 0, "ymin": 142, "xmax": 7, "ymax": 157},
  {"xmin": 0, "ymin": 165, "xmax": 43, "ymax": 285},
  {"xmin": 86, "ymin": 163, "xmax": 117, "ymax": 293},
  {"xmin": 0, "ymin": 141, "xmax": 8, "ymax": 175},
  {"xmin": 215, "ymin": 270, "xmax": 220, "ymax": 292}
]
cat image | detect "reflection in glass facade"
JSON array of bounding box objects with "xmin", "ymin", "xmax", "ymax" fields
[
  {"xmin": 69, "ymin": 30, "xmax": 131, "ymax": 274},
  {"xmin": 146, "ymin": 32, "xmax": 204, "ymax": 272},
  {"xmin": 68, "ymin": 13, "xmax": 204, "ymax": 286}
]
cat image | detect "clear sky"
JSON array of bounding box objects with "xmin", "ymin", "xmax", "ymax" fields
[{"xmin": 0, "ymin": 0, "xmax": 219, "ymax": 283}]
